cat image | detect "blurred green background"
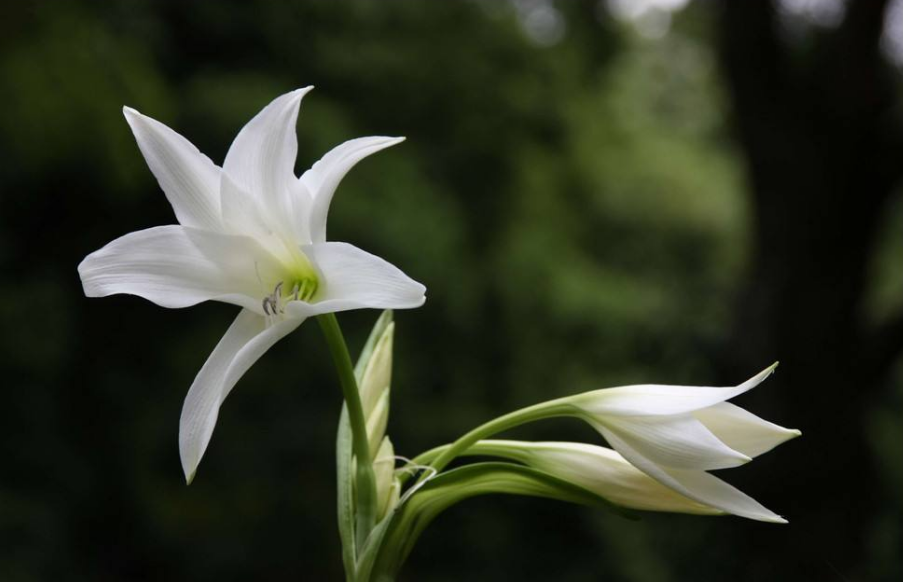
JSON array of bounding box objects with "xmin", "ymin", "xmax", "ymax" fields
[{"xmin": 1, "ymin": 1, "xmax": 902, "ymax": 580}]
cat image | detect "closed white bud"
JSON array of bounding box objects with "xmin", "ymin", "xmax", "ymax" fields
[
  {"xmin": 359, "ymin": 322, "xmax": 394, "ymax": 419},
  {"xmin": 374, "ymin": 437, "xmax": 401, "ymax": 519},
  {"xmin": 367, "ymin": 389, "xmax": 391, "ymax": 458},
  {"xmin": 481, "ymin": 441, "xmax": 722, "ymax": 515}
]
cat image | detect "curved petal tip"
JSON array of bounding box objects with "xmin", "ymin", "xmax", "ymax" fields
[
  {"xmin": 289, "ymin": 86, "xmax": 315, "ymax": 102},
  {"xmin": 755, "ymin": 361, "xmax": 779, "ymax": 383}
]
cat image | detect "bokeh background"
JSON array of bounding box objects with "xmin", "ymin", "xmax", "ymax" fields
[{"xmin": 2, "ymin": 0, "xmax": 902, "ymax": 580}]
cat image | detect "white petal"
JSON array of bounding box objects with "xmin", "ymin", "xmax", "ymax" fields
[
  {"xmin": 223, "ymin": 87, "xmax": 313, "ymax": 235},
  {"xmin": 78, "ymin": 225, "xmax": 276, "ymax": 312},
  {"xmin": 302, "ymin": 136, "xmax": 405, "ymax": 243},
  {"xmin": 220, "ymin": 172, "xmax": 272, "ymax": 238},
  {"xmin": 693, "ymin": 403, "xmax": 801, "ymax": 458},
  {"xmin": 123, "ymin": 107, "xmax": 222, "ymax": 230},
  {"xmin": 666, "ymin": 468, "xmax": 787, "ymax": 523},
  {"xmin": 286, "ymin": 178, "xmax": 315, "ymax": 243},
  {"xmin": 602, "ymin": 430, "xmax": 786, "ymax": 523},
  {"xmin": 283, "ymin": 242, "xmax": 425, "ymax": 318},
  {"xmin": 179, "ymin": 309, "xmax": 302, "ymax": 482},
  {"xmin": 575, "ymin": 365, "xmax": 777, "ymax": 417},
  {"xmin": 596, "ymin": 414, "xmax": 751, "ymax": 470}
]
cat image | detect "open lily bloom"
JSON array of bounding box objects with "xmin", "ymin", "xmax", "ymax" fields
[
  {"xmin": 568, "ymin": 364, "xmax": 800, "ymax": 522},
  {"xmin": 78, "ymin": 88, "xmax": 426, "ymax": 482}
]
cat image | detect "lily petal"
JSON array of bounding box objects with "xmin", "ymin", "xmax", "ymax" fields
[
  {"xmin": 284, "ymin": 242, "xmax": 425, "ymax": 318},
  {"xmin": 575, "ymin": 365, "xmax": 777, "ymax": 417},
  {"xmin": 693, "ymin": 403, "xmax": 801, "ymax": 458},
  {"xmin": 179, "ymin": 309, "xmax": 303, "ymax": 483},
  {"xmin": 123, "ymin": 107, "xmax": 222, "ymax": 230},
  {"xmin": 220, "ymin": 172, "xmax": 273, "ymax": 239},
  {"xmin": 78, "ymin": 225, "xmax": 276, "ymax": 312},
  {"xmin": 302, "ymin": 136, "xmax": 406, "ymax": 243},
  {"xmin": 602, "ymin": 429, "xmax": 786, "ymax": 523},
  {"xmin": 286, "ymin": 178, "xmax": 315, "ymax": 243},
  {"xmin": 223, "ymin": 87, "xmax": 313, "ymax": 237},
  {"xmin": 595, "ymin": 413, "xmax": 751, "ymax": 471},
  {"xmin": 665, "ymin": 468, "xmax": 787, "ymax": 523}
]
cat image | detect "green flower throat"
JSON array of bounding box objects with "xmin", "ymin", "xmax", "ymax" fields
[{"xmin": 262, "ymin": 251, "xmax": 320, "ymax": 315}]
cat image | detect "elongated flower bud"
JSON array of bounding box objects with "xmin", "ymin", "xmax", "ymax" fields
[
  {"xmin": 358, "ymin": 319, "xmax": 394, "ymax": 458},
  {"xmin": 359, "ymin": 322, "xmax": 394, "ymax": 419},
  {"xmin": 374, "ymin": 437, "xmax": 401, "ymax": 519},
  {"xmin": 469, "ymin": 440, "xmax": 722, "ymax": 515},
  {"xmin": 367, "ymin": 390, "xmax": 391, "ymax": 458}
]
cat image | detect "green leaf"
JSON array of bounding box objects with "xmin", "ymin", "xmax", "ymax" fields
[
  {"xmin": 371, "ymin": 462, "xmax": 636, "ymax": 577},
  {"xmin": 336, "ymin": 405, "xmax": 356, "ymax": 579},
  {"xmin": 354, "ymin": 507, "xmax": 399, "ymax": 582}
]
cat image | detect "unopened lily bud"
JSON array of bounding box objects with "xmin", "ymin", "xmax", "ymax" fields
[
  {"xmin": 359, "ymin": 321, "xmax": 394, "ymax": 419},
  {"xmin": 367, "ymin": 389, "xmax": 391, "ymax": 458},
  {"xmin": 473, "ymin": 440, "xmax": 722, "ymax": 515},
  {"xmin": 374, "ymin": 437, "xmax": 401, "ymax": 519}
]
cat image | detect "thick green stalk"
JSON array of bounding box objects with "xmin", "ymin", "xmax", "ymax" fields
[
  {"xmin": 318, "ymin": 313, "xmax": 378, "ymax": 549},
  {"xmin": 408, "ymin": 399, "xmax": 575, "ymax": 487}
]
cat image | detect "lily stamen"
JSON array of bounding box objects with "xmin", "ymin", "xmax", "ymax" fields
[
  {"xmin": 262, "ymin": 296, "xmax": 275, "ymax": 316},
  {"xmin": 262, "ymin": 281, "xmax": 285, "ymax": 318}
]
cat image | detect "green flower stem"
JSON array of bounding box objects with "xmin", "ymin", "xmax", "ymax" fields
[
  {"xmin": 318, "ymin": 313, "xmax": 378, "ymax": 549},
  {"xmin": 404, "ymin": 440, "xmax": 527, "ymax": 473},
  {"xmin": 407, "ymin": 399, "xmax": 575, "ymax": 488}
]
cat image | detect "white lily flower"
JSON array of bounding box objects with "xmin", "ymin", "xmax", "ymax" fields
[
  {"xmin": 78, "ymin": 88, "xmax": 426, "ymax": 483},
  {"xmin": 568, "ymin": 364, "xmax": 800, "ymax": 522},
  {"xmin": 471, "ymin": 440, "xmax": 724, "ymax": 516}
]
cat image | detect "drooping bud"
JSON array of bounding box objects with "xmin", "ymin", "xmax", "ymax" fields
[{"xmin": 469, "ymin": 440, "xmax": 722, "ymax": 515}]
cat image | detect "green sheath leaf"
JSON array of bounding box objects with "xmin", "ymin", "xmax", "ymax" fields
[{"xmin": 371, "ymin": 462, "xmax": 636, "ymax": 577}]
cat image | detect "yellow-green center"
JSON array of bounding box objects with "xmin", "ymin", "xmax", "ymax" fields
[{"xmin": 260, "ymin": 245, "xmax": 320, "ymax": 315}]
